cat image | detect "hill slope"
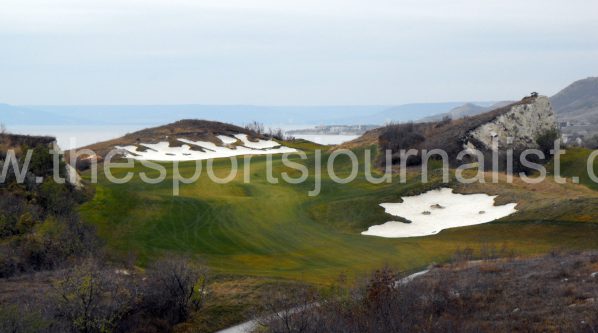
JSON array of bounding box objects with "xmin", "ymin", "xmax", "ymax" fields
[
  {"xmin": 414, "ymin": 76, "xmax": 598, "ymax": 125},
  {"xmin": 551, "ymin": 77, "xmax": 598, "ymax": 123},
  {"xmin": 73, "ymin": 119, "xmax": 297, "ymax": 163},
  {"xmin": 1, "ymin": 103, "xmax": 51, "ymax": 125},
  {"xmin": 0, "ymin": 103, "xmax": 84, "ymax": 126},
  {"xmin": 341, "ymin": 96, "xmax": 558, "ymax": 170}
]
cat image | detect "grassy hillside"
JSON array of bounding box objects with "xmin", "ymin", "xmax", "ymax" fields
[
  {"xmin": 548, "ymin": 147, "xmax": 598, "ymax": 191},
  {"xmin": 79, "ymin": 142, "xmax": 598, "ymax": 284}
]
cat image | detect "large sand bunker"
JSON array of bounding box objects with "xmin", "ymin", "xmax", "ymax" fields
[
  {"xmin": 362, "ymin": 188, "xmax": 517, "ymax": 238},
  {"xmin": 115, "ymin": 135, "xmax": 296, "ymax": 161}
]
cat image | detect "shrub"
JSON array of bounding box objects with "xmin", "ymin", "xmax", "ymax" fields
[
  {"xmin": 245, "ymin": 121, "xmax": 264, "ymax": 135},
  {"xmin": 27, "ymin": 144, "xmax": 55, "ymax": 177},
  {"xmin": 52, "ymin": 259, "xmax": 136, "ymax": 333},
  {"xmin": 16, "ymin": 212, "xmax": 36, "ymax": 234},
  {"xmin": 535, "ymin": 127, "xmax": 560, "ymax": 155},
  {"xmin": 0, "ymin": 214, "xmax": 15, "ymax": 237},
  {"xmin": 0, "ymin": 304, "xmax": 49, "ymax": 332},
  {"xmin": 141, "ymin": 257, "xmax": 208, "ymax": 325},
  {"xmin": 38, "ymin": 181, "xmax": 75, "ymax": 217},
  {"xmin": 379, "ymin": 123, "xmax": 426, "ymax": 166}
]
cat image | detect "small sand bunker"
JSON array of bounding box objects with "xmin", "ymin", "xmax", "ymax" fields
[
  {"xmin": 217, "ymin": 135, "xmax": 239, "ymax": 145},
  {"xmin": 362, "ymin": 188, "xmax": 517, "ymax": 238}
]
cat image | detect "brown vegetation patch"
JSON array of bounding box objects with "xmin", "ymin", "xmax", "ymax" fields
[
  {"xmin": 336, "ymin": 127, "xmax": 384, "ymax": 150},
  {"xmin": 0, "ymin": 134, "xmax": 55, "ymax": 158},
  {"xmin": 69, "ymin": 119, "xmax": 266, "ymax": 163},
  {"xmin": 262, "ymin": 251, "xmax": 598, "ymax": 333}
]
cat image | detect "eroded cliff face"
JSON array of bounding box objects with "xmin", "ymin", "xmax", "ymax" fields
[{"xmin": 466, "ymin": 96, "xmax": 557, "ymax": 152}]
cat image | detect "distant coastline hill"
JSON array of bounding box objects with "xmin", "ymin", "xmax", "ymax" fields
[
  {"xmin": 0, "ymin": 103, "xmax": 84, "ymax": 126},
  {"xmin": 286, "ymin": 124, "xmax": 380, "ymax": 136},
  {"xmin": 2, "ymin": 103, "xmax": 497, "ymax": 128},
  {"xmin": 419, "ymin": 101, "xmax": 514, "ymax": 122},
  {"xmin": 551, "ymin": 77, "xmax": 598, "ymax": 123}
]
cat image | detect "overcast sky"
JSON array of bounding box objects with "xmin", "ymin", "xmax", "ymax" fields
[{"xmin": 1, "ymin": 0, "xmax": 597, "ymax": 105}]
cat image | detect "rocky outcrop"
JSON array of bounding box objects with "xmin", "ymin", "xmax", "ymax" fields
[
  {"xmin": 466, "ymin": 96, "xmax": 557, "ymax": 152},
  {"xmin": 374, "ymin": 95, "xmax": 558, "ymax": 169}
]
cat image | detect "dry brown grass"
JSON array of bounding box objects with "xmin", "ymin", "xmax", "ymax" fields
[
  {"xmin": 0, "ymin": 134, "xmax": 55, "ymax": 156},
  {"xmin": 336, "ymin": 127, "xmax": 384, "ymax": 150},
  {"xmin": 451, "ymin": 171, "xmax": 598, "ymax": 223},
  {"xmin": 175, "ymin": 276, "xmax": 308, "ymax": 333},
  {"xmin": 263, "ymin": 251, "xmax": 598, "ymax": 333}
]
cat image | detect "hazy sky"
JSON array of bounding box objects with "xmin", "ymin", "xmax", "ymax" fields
[{"xmin": 1, "ymin": 0, "xmax": 597, "ymax": 105}]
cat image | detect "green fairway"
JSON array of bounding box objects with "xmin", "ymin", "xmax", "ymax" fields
[{"xmin": 79, "ymin": 143, "xmax": 598, "ymax": 283}]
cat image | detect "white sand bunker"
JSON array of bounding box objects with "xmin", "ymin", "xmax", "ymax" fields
[
  {"xmin": 362, "ymin": 188, "xmax": 517, "ymax": 238},
  {"xmin": 116, "ymin": 135, "xmax": 297, "ymax": 161}
]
